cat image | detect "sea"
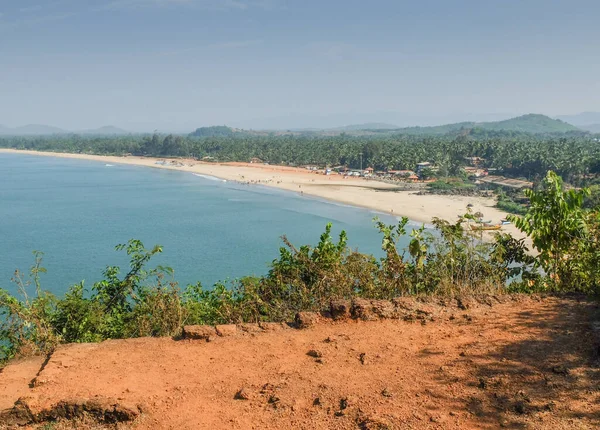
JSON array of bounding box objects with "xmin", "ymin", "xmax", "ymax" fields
[{"xmin": 0, "ymin": 153, "xmax": 418, "ymax": 297}]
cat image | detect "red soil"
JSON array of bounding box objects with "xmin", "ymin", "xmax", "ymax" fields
[{"xmin": 1, "ymin": 295, "xmax": 599, "ymax": 429}]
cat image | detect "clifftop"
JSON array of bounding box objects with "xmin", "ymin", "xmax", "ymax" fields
[{"xmin": 1, "ymin": 295, "xmax": 599, "ymax": 429}]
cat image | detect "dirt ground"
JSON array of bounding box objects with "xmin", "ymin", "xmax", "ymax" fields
[{"xmin": 1, "ymin": 295, "xmax": 599, "ymax": 429}]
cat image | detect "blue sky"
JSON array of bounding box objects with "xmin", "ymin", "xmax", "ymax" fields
[{"xmin": 0, "ymin": 0, "xmax": 599, "ymax": 131}]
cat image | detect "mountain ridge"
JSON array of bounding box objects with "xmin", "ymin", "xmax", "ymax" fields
[{"xmin": 189, "ymin": 114, "xmax": 581, "ymax": 137}]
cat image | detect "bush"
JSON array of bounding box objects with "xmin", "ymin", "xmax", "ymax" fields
[
  {"xmin": 0, "ymin": 253, "xmax": 59, "ymax": 361},
  {"xmin": 496, "ymin": 199, "xmax": 527, "ymax": 215}
]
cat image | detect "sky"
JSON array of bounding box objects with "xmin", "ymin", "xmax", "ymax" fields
[{"xmin": 0, "ymin": 0, "xmax": 599, "ymax": 131}]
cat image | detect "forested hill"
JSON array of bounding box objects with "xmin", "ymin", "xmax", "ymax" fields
[
  {"xmin": 189, "ymin": 126, "xmax": 238, "ymax": 137},
  {"xmin": 190, "ymin": 114, "xmax": 580, "ymax": 137},
  {"xmin": 476, "ymin": 114, "xmax": 579, "ymax": 133},
  {"xmin": 376, "ymin": 114, "xmax": 579, "ymax": 135}
]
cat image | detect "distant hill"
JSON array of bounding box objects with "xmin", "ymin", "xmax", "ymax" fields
[
  {"xmin": 332, "ymin": 122, "xmax": 400, "ymax": 131},
  {"xmin": 189, "ymin": 126, "xmax": 237, "ymax": 138},
  {"xmin": 388, "ymin": 122, "xmax": 475, "ymax": 135},
  {"xmin": 283, "ymin": 114, "xmax": 579, "ymax": 136},
  {"xmin": 476, "ymin": 114, "xmax": 578, "ymax": 133},
  {"xmin": 78, "ymin": 126, "xmax": 129, "ymax": 135},
  {"xmin": 580, "ymin": 124, "xmax": 600, "ymax": 133},
  {"xmin": 384, "ymin": 114, "xmax": 579, "ymax": 135},
  {"xmin": 0, "ymin": 124, "xmax": 67, "ymax": 135},
  {"xmin": 555, "ymin": 112, "xmax": 600, "ymax": 127}
]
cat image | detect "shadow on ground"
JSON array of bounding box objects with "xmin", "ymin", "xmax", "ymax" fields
[{"xmin": 437, "ymin": 295, "xmax": 600, "ymax": 429}]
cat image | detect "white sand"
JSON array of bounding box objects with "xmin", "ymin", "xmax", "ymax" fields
[{"xmin": 0, "ymin": 149, "xmax": 525, "ymax": 240}]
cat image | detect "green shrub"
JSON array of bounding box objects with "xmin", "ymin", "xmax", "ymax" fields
[
  {"xmin": 0, "ymin": 252, "xmax": 59, "ymax": 361},
  {"xmin": 496, "ymin": 199, "xmax": 527, "ymax": 215}
]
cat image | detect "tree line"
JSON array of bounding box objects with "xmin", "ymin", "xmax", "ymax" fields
[{"xmin": 2, "ymin": 131, "xmax": 600, "ymax": 184}]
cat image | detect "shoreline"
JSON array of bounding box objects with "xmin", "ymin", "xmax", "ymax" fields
[{"xmin": 0, "ymin": 148, "xmax": 524, "ymax": 239}]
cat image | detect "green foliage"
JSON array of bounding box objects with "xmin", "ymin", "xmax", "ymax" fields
[
  {"xmin": 0, "ymin": 252, "xmax": 58, "ymax": 361},
  {"xmin": 183, "ymin": 280, "xmax": 260, "ymax": 325},
  {"xmin": 127, "ymin": 284, "xmax": 185, "ymax": 338},
  {"xmin": 496, "ymin": 191, "xmax": 528, "ymax": 215},
  {"xmin": 1, "ymin": 240, "xmax": 173, "ymax": 362},
  {"xmin": 427, "ymin": 179, "xmax": 474, "ymax": 191},
  {"xmin": 583, "ymin": 185, "xmax": 600, "ymax": 209},
  {"xmin": 496, "ymin": 199, "xmax": 527, "ymax": 215},
  {"xmin": 509, "ymin": 171, "xmax": 595, "ymax": 292}
]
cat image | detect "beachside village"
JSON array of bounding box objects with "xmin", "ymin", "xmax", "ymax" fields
[{"xmin": 276, "ymin": 156, "xmax": 534, "ymax": 191}]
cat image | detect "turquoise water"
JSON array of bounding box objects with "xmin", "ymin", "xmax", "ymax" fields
[{"xmin": 0, "ymin": 153, "xmax": 416, "ymax": 296}]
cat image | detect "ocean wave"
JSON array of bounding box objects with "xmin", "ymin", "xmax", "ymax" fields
[{"xmin": 192, "ymin": 173, "xmax": 226, "ymax": 182}]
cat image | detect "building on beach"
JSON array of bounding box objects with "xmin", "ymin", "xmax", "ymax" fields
[{"xmin": 463, "ymin": 166, "xmax": 488, "ymax": 177}]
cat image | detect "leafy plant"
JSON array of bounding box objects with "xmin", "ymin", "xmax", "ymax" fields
[
  {"xmin": 509, "ymin": 171, "xmax": 590, "ymax": 290},
  {"xmin": 0, "ymin": 252, "xmax": 58, "ymax": 361}
]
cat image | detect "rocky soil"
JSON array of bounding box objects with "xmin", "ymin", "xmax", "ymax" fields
[{"xmin": 1, "ymin": 295, "xmax": 599, "ymax": 429}]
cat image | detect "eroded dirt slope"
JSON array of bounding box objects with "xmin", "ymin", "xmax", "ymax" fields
[{"xmin": 1, "ymin": 295, "xmax": 599, "ymax": 429}]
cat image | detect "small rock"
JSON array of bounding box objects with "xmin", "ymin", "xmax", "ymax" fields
[
  {"xmin": 215, "ymin": 324, "xmax": 238, "ymax": 337},
  {"xmin": 339, "ymin": 397, "xmax": 349, "ymax": 410},
  {"xmin": 359, "ymin": 352, "xmax": 367, "ymax": 365},
  {"xmin": 313, "ymin": 397, "xmax": 322, "ymax": 406},
  {"xmin": 459, "ymin": 351, "xmax": 466, "ymax": 357},
  {"xmin": 351, "ymin": 298, "xmax": 377, "ymax": 321},
  {"xmin": 358, "ymin": 415, "xmax": 392, "ymax": 429},
  {"xmin": 182, "ymin": 325, "xmax": 217, "ymax": 342},
  {"xmin": 268, "ymin": 395, "xmax": 280, "ymax": 404},
  {"xmin": 330, "ymin": 299, "xmax": 352, "ymax": 320},
  {"xmin": 371, "ymin": 300, "xmax": 397, "ymax": 319},
  {"xmin": 456, "ymin": 296, "xmax": 475, "ymax": 310},
  {"xmin": 307, "ymin": 349, "xmax": 323, "ymax": 358},
  {"xmin": 295, "ymin": 312, "xmax": 320, "ymax": 329},
  {"xmin": 234, "ymin": 388, "xmax": 251, "ymax": 400},
  {"xmin": 478, "ymin": 378, "xmax": 487, "ymax": 389},
  {"xmin": 381, "ymin": 388, "xmax": 393, "ymax": 398}
]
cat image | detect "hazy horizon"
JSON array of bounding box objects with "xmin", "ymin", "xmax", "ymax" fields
[{"xmin": 1, "ymin": 0, "xmax": 599, "ymax": 131}]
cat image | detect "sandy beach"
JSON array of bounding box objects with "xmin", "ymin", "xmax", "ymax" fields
[{"xmin": 0, "ymin": 148, "xmax": 524, "ymax": 239}]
